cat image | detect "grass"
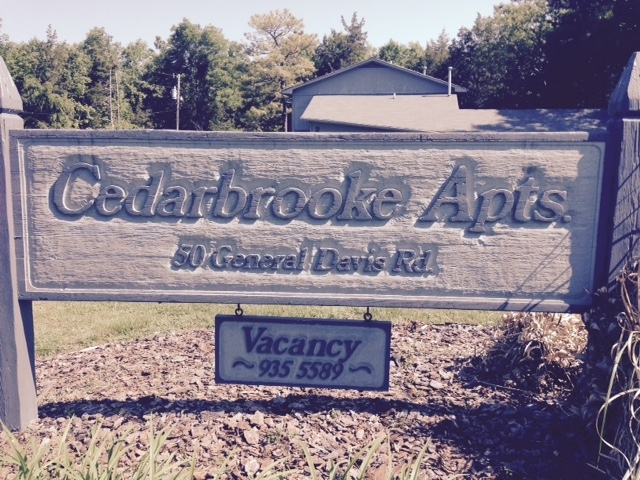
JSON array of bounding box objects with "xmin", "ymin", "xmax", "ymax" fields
[{"xmin": 33, "ymin": 301, "xmax": 499, "ymax": 358}]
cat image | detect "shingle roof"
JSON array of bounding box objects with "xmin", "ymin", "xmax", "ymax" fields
[{"xmin": 300, "ymin": 95, "xmax": 609, "ymax": 132}]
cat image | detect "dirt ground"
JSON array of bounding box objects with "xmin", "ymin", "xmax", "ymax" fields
[{"xmin": 1, "ymin": 321, "xmax": 603, "ymax": 479}]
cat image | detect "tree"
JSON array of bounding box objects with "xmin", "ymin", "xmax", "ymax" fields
[
  {"xmin": 244, "ymin": 9, "xmax": 317, "ymax": 131},
  {"xmin": 4, "ymin": 25, "xmax": 153, "ymax": 130},
  {"xmin": 545, "ymin": 0, "xmax": 640, "ymax": 108},
  {"xmin": 117, "ymin": 40, "xmax": 156, "ymax": 128},
  {"xmin": 313, "ymin": 13, "xmax": 373, "ymax": 76},
  {"xmin": 424, "ymin": 31, "xmax": 452, "ymax": 80},
  {"xmin": 5, "ymin": 27, "xmax": 92, "ymax": 128},
  {"xmin": 80, "ymin": 28, "xmax": 122, "ymax": 128},
  {"xmin": 377, "ymin": 32, "xmax": 451, "ymax": 80},
  {"xmin": 208, "ymin": 40, "xmax": 249, "ymax": 130},
  {"xmin": 378, "ymin": 40, "xmax": 424, "ymax": 69},
  {"xmin": 448, "ymin": 0, "xmax": 551, "ymax": 108},
  {"xmin": 145, "ymin": 19, "xmax": 248, "ymax": 131}
]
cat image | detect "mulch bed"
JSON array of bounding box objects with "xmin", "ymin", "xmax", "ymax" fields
[{"xmin": 2, "ymin": 321, "xmax": 602, "ymax": 479}]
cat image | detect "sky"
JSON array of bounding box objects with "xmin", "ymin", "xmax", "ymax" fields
[{"xmin": 1, "ymin": 0, "xmax": 504, "ymax": 49}]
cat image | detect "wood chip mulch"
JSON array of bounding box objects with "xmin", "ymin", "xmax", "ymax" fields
[{"xmin": 2, "ymin": 322, "xmax": 601, "ymax": 479}]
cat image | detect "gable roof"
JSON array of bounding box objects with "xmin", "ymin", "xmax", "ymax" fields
[{"xmin": 282, "ymin": 58, "xmax": 467, "ymax": 95}]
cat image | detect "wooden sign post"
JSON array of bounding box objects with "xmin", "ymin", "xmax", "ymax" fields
[
  {"xmin": 0, "ymin": 57, "xmax": 37, "ymax": 430},
  {"xmin": 2, "ymin": 53, "xmax": 640, "ymax": 430},
  {"xmin": 607, "ymin": 52, "xmax": 640, "ymax": 283}
]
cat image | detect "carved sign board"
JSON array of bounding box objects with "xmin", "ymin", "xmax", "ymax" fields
[
  {"xmin": 10, "ymin": 131, "xmax": 606, "ymax": 311},
  {"xmin": 215, "ymin": 315, "xmax": 391, "ymax": 390}
]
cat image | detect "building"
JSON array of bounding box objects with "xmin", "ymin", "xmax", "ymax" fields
[
  {"xmin": 282, "ymin": 58, "xmax": 466, "ymax": 133},
  {"xmin": 282, "ymin": 58, "xmax": 608, "ymax": 133}
]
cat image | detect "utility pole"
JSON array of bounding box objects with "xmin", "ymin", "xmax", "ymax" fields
[
  {"xmin": 172, "ymin": 74, "xmax": 181, "ymax": 130},
  {"xmin": 115, "ymin": 69, "xmax": 120, "ymax": 128},
  {"xmin": 109, "ymin": 68, "xmax": 114, "ymax": 128}
]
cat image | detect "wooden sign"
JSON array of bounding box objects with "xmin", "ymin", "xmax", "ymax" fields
[
  {"xmin": 215, "ymin": 315, "xmax": 391, "ymax": 390},
  {"xmin": 10, "ymin": 130, "xmax": 607, "ymax": 311},
  {"xmin": 6, "ymin": 50, "xmax": 640, "ymax": 430}
]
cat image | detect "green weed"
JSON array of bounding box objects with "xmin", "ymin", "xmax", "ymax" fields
[{"xmin": 0, "ymin": 419, "xmax": 197, "ymax": 479}]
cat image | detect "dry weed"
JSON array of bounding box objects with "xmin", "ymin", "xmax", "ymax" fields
[
  {"xmin": 472, "ymin": 312, "xmax": 587, "ymax": 393},
  {"xmin": 593, "ymin": 262, "xmax": 640, "ymax": 479}
]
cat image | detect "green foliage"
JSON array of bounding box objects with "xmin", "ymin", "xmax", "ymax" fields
[
  {"xmin": 545, "ymin": 0, "xmax": 640, "ymax": 108},
  {"xmin": 424, "ymin": 32, "xmax": 452, "ymax": 80},
  {"xmin": 378, "ymin": 40, "xmax": 424, "ymax": 70},
  {"xmin": 446, "ymin": 0, "xmax": 640, "ymax": 109},
  {"xmin": 2, "ymin": 25, "xmax": 154, "ymax": 130},
  {"xmin": 313, "ymin": 13, "xmax": 373, "ymax": 77},
  {"xmin": 117, "ymin": 40, "xmax": 156, "ymax": 128},
  {"xmin": 5, "ymin": 28, "xmax": 92, "ymax": 128},
  {"xmin": 0, "ymin": 18, "xmax": 10, "ymax": 57},
  {"xmin": 144, "ymin": 19, "xmax": 248, "ymax": 131},
  {"xmin": 0, "ymin": 420, "xmax": 61, "ymax": 478},
  {"xmin": 80, "ymin": 28, "xmax": 122, "ymax": 129},
  {"xmin": 377, "ymin": 33, "xmax": 450, "ymax": 79},
  {"xmin": 448, "ymin": 0, "xmax": 550, "ymax": 108}
]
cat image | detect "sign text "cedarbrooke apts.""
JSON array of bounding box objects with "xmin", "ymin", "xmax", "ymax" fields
[{"xmin": 53, "ymin": 162, "xmax": 571, "ymax": 234}]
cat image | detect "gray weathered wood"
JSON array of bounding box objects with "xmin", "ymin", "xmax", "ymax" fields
[
  {"xmin": 0, "ymin": 56, "xmax": 36, "ymax": 430},
  {"xmin": 608, "ymin": 52, "xmax": 640, "ymax": 285},
  {"xmin": 12, "ymin": 129, "xmax": 606, "ymax": 311},
  {"xmin": 609, "ymin": 52, "xmax": 640, "ymax": 118},
  {"xmin": 0, "ymin": 57, "xmax": 22, "ymax": 113}
]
